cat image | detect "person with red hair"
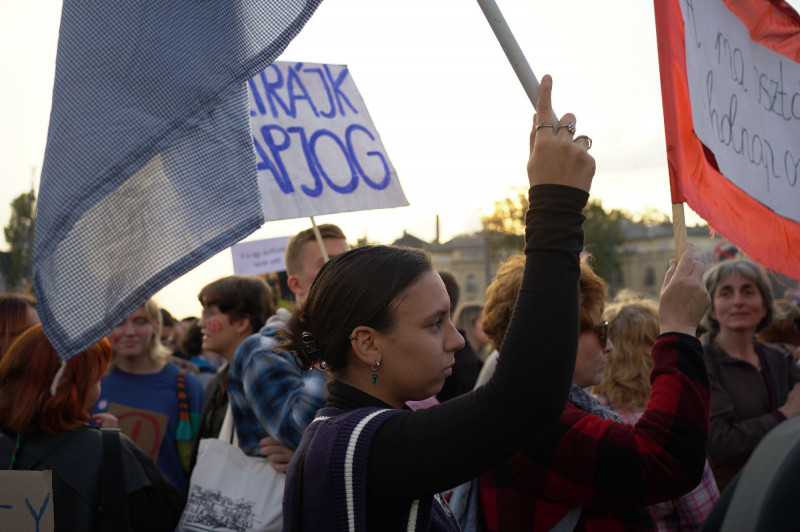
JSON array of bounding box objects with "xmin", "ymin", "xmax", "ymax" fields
[{"xmin": 0, "ymin": 324, "xmax": 183, "ymax": 531}]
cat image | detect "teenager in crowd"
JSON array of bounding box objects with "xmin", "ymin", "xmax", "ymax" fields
[
  {"xmin": 93, "ymin": 299, "xmax": 205, "ymax": 496},
  {"xmin": 227, "ymin": 224, "xmax": 348, "ymax": 468},
  {"xmin": 189, "ymin": 275, "xmax": 274, "ymax": 468}
]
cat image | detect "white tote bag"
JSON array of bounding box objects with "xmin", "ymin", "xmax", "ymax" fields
[{"xmin": 176, "ymin": 405, "xmax": 285, "ymax": 532}]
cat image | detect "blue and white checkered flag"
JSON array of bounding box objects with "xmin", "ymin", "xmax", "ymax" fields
[{"xmin": 34, "ymin": 0, "xmax": 323, "ymax": 360}]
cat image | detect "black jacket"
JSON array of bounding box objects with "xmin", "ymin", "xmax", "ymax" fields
[{"xmin": 0, "ymin": 425, "xmax": 183, "ymax": 531}]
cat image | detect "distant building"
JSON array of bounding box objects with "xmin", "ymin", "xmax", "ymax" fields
[
  {"xmin": 393, "ymin": 218, "xmax": 796, "ymax": 308},
  {"xmin": 392, "ymin": 231, "xmax": 428, "ymax": 250},
  {"xmin": 428, "ymin": 234, "xmax": 493, "ymax": 305},
  {"xmin": 392, "ymin": 232, "xmax": 495, "ymax": 307},
  {"xmin": 615, "ymin": 220, "xmax": 718, "ymax": 299}
]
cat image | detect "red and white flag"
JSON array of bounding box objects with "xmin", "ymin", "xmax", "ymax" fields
[{"xmin": 655, "ymin": 0, "xmax": 800, "ymax": 280}]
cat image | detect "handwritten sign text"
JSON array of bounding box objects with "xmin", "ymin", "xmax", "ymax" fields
[{"xmin": 682, "ymin": 0, "xmax": 800, "ymax": 223}]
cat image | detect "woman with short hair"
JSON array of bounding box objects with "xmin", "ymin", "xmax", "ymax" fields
[
  {"xmin": 701, "ymin": 258, "xmax": 800, "ymax": 490},
  {"xmin": 472, "ymin": 256, "xmax": 711, "ymax": 531},
  {"xmin": 0, "ymin": 324, "xmax": 182, "ymax": 530}
]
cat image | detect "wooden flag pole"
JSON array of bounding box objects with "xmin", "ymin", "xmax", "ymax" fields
[
  {"xmin": 672, "ymin": 203, "xmax": 688, "ymax": 260},
  {"xmin": 310, "ymin": 216, "xmax": 329, "ymax": 262},
  {"xmin": 476, "ymin": 0, "xmax": 546, "ymax": 112}
]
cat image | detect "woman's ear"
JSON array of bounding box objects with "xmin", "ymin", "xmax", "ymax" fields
[{"xmin": 348, "ymin": 326, "xmax": 381, "ymax": 366}]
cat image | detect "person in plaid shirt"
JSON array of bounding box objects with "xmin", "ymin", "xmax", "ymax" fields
[
  {"xmin": 475, "ymin": 251, "xmax": 711, "ymax": 531},
  {"xmin": 594, "ymin": 300, "xmax": 719, "ymax": 531},
  {"xmin": 227, "ymin": 224, "xmax": 349, "ymax": 468}
]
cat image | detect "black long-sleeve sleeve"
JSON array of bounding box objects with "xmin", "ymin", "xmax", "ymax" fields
[{"xmin": 362, "ymin": 184, "xmax": 588, "ymax": 502}]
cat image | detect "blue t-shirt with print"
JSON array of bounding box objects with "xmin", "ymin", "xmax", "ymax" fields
[{"xmin": 93, "ymin": 363, "xmax": 204, "ymax": 495}]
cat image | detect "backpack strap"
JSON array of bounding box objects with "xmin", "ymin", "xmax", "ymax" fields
[
  {"xmin": 288, "ymin": 441, "xmax": 310, "ymax": 531},
  {"xmin": 97, "ymin": 428, "xmax": 129, "ymax": 531},
  {"xmin": 176, "ymin": 369, "xmax": 190, "ymax": 427},
  {"xmin": 174, "ymin": 368, "xmax": 196, "ymax": 472}
]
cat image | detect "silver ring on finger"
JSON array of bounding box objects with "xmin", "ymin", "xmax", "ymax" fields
[
  {"xmin": 535, "ymin": 121, "xmax": 556, "ymax": 131},
  {"xmin": 561, "ymin": 122, "xmax": 577, "ymax": 135},
  {"xmin": 574, "ymin": 135, "xmax": 592, "ymax": 150}
]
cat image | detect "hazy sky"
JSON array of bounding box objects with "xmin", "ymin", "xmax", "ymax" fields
[{"xmin": 3, "ymin": 0, "xmax": 797, "ymax": 318}]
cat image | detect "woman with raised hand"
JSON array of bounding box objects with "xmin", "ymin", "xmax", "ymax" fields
[
  {"xmin": 280, "ymin": 76, "xmax": 586, "ymax": 531},
  {"xmin": 279, "ymin": 75, "xmax": 711, "ymax": 532},
  {"xmin": 594, "ymin": 300, "xmax": 719, "ymax": 531}
]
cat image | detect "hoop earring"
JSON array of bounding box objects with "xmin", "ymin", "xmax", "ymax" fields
[{"xmin": 370, "ymin": 360, "xmax": 381, "ymax": 386}]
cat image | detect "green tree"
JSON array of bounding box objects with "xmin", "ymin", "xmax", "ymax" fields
[
  {"xmin": 3, "ymin": 189, "xmax": 36, "ymax": 290},
  {"xmin": 583, "ymin": 200, "xmax": 625, "ymax": 286},
  {"xmin": 481, "ymin": 188, "xmax": 528, "ymax": 257},
  {"xmin": 353, "ymin": 235, "xmax": 379, "ymax": 248},
  {"xmin": 481, "ymin": 190, "xmax": 626, "ymax": 287}
]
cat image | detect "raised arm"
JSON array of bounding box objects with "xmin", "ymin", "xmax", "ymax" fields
[{"xmin": 368, "ymin": 76, "xmax": 597, "ymax": 500}]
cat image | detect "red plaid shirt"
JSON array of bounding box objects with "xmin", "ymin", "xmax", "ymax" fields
[
  {"xmin": 479, "ymin": 333, "xmax": 710, "ymax": 532},
  {"xmin": 602, "ymin": 405, "xmax": 720, "ymax": 532}
]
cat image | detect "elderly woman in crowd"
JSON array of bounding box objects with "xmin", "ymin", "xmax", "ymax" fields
[
  {"xmin": 701, "ymin": 258, "xmax": 800, "ymax": 490},
  {"xmin": 594, "ymin": 300, "xmax": 719, "ymax": 531},
  {"xmin": 473, "ymin": 251, "xmax": 711, "ymax": 531},
  {"xmin": 0, "ymin": 324, "xmax": 182, "ymax": 530}
]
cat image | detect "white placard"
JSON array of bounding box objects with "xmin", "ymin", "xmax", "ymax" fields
[
  {"xmin": 0, "ymin": 470, "xmax": 54, "ymax": 532},
  {"xmin": 249, "ymin": 61, "xmax": 408, "ymax": 221},
  {"xmin": 681, "ymin": 0, "xmax": 800, "ymax": 223},
  {"xmin": 231, "ymin": 236, "xmax": 290, "ymax": 275}
]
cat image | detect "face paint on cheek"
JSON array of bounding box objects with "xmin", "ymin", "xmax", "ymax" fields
[
  {"xmin": 109, "ymin": 331, "xmax": 119, "ymax": 344},
  {"xmin": 206, "ymin": 318, "xmax": 224, "ymax": 334}
]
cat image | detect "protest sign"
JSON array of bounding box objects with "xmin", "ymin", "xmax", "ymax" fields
[
  {"xmin": 107, "ymin": 403, "xmax": 169, "ymax": 460},
  {"xmin": 655, "ymin": 0, "xmax": 800, "ymax": 279},
  {"xmin": 231, "ymin": 236, "xmax": 290, "ymax": 275},
  {"xmin": 249, "ymin": 61, "xmax": 409, "ymax": 221},
  {"xmin": 0, "ymin": 470, "xmax": 54, "ymax": 532}
]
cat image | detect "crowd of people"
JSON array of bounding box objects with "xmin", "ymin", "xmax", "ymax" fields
[{"xmin": 1, "ymin": 76, "xmax": 800, "ymax": 531}]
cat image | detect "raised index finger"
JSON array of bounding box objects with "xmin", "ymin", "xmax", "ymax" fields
[
  {"xmin": 535, "ymin": 75, "xmax": 554, "ymax": 123},
  {"xmin": 530, "ymin": 75, "xmax": 554, "ymax": 153}
]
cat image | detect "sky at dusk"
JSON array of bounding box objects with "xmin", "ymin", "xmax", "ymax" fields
[{"xmin": 3, "ymin": 0, "xmax": 798, "ymax": 318}]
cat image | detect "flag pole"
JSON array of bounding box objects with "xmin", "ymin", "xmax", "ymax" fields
[
  {"xmin": 481, "ymin": 0, "xmax": 690, "ymax": 261},
  {"xmin": 652, "ymin": 1, "xmax": 690, "ymax": 260},
  {"xmin": 476, "ymin": 0, "xmax": 543, "ymax": 111},
  {"xmin": 672, "ymin": 203, "xmax": 688, "ymax": 259},
  {"xmin": 310, "ymin": 216, "xmax": 329, "ymax": 261}
]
